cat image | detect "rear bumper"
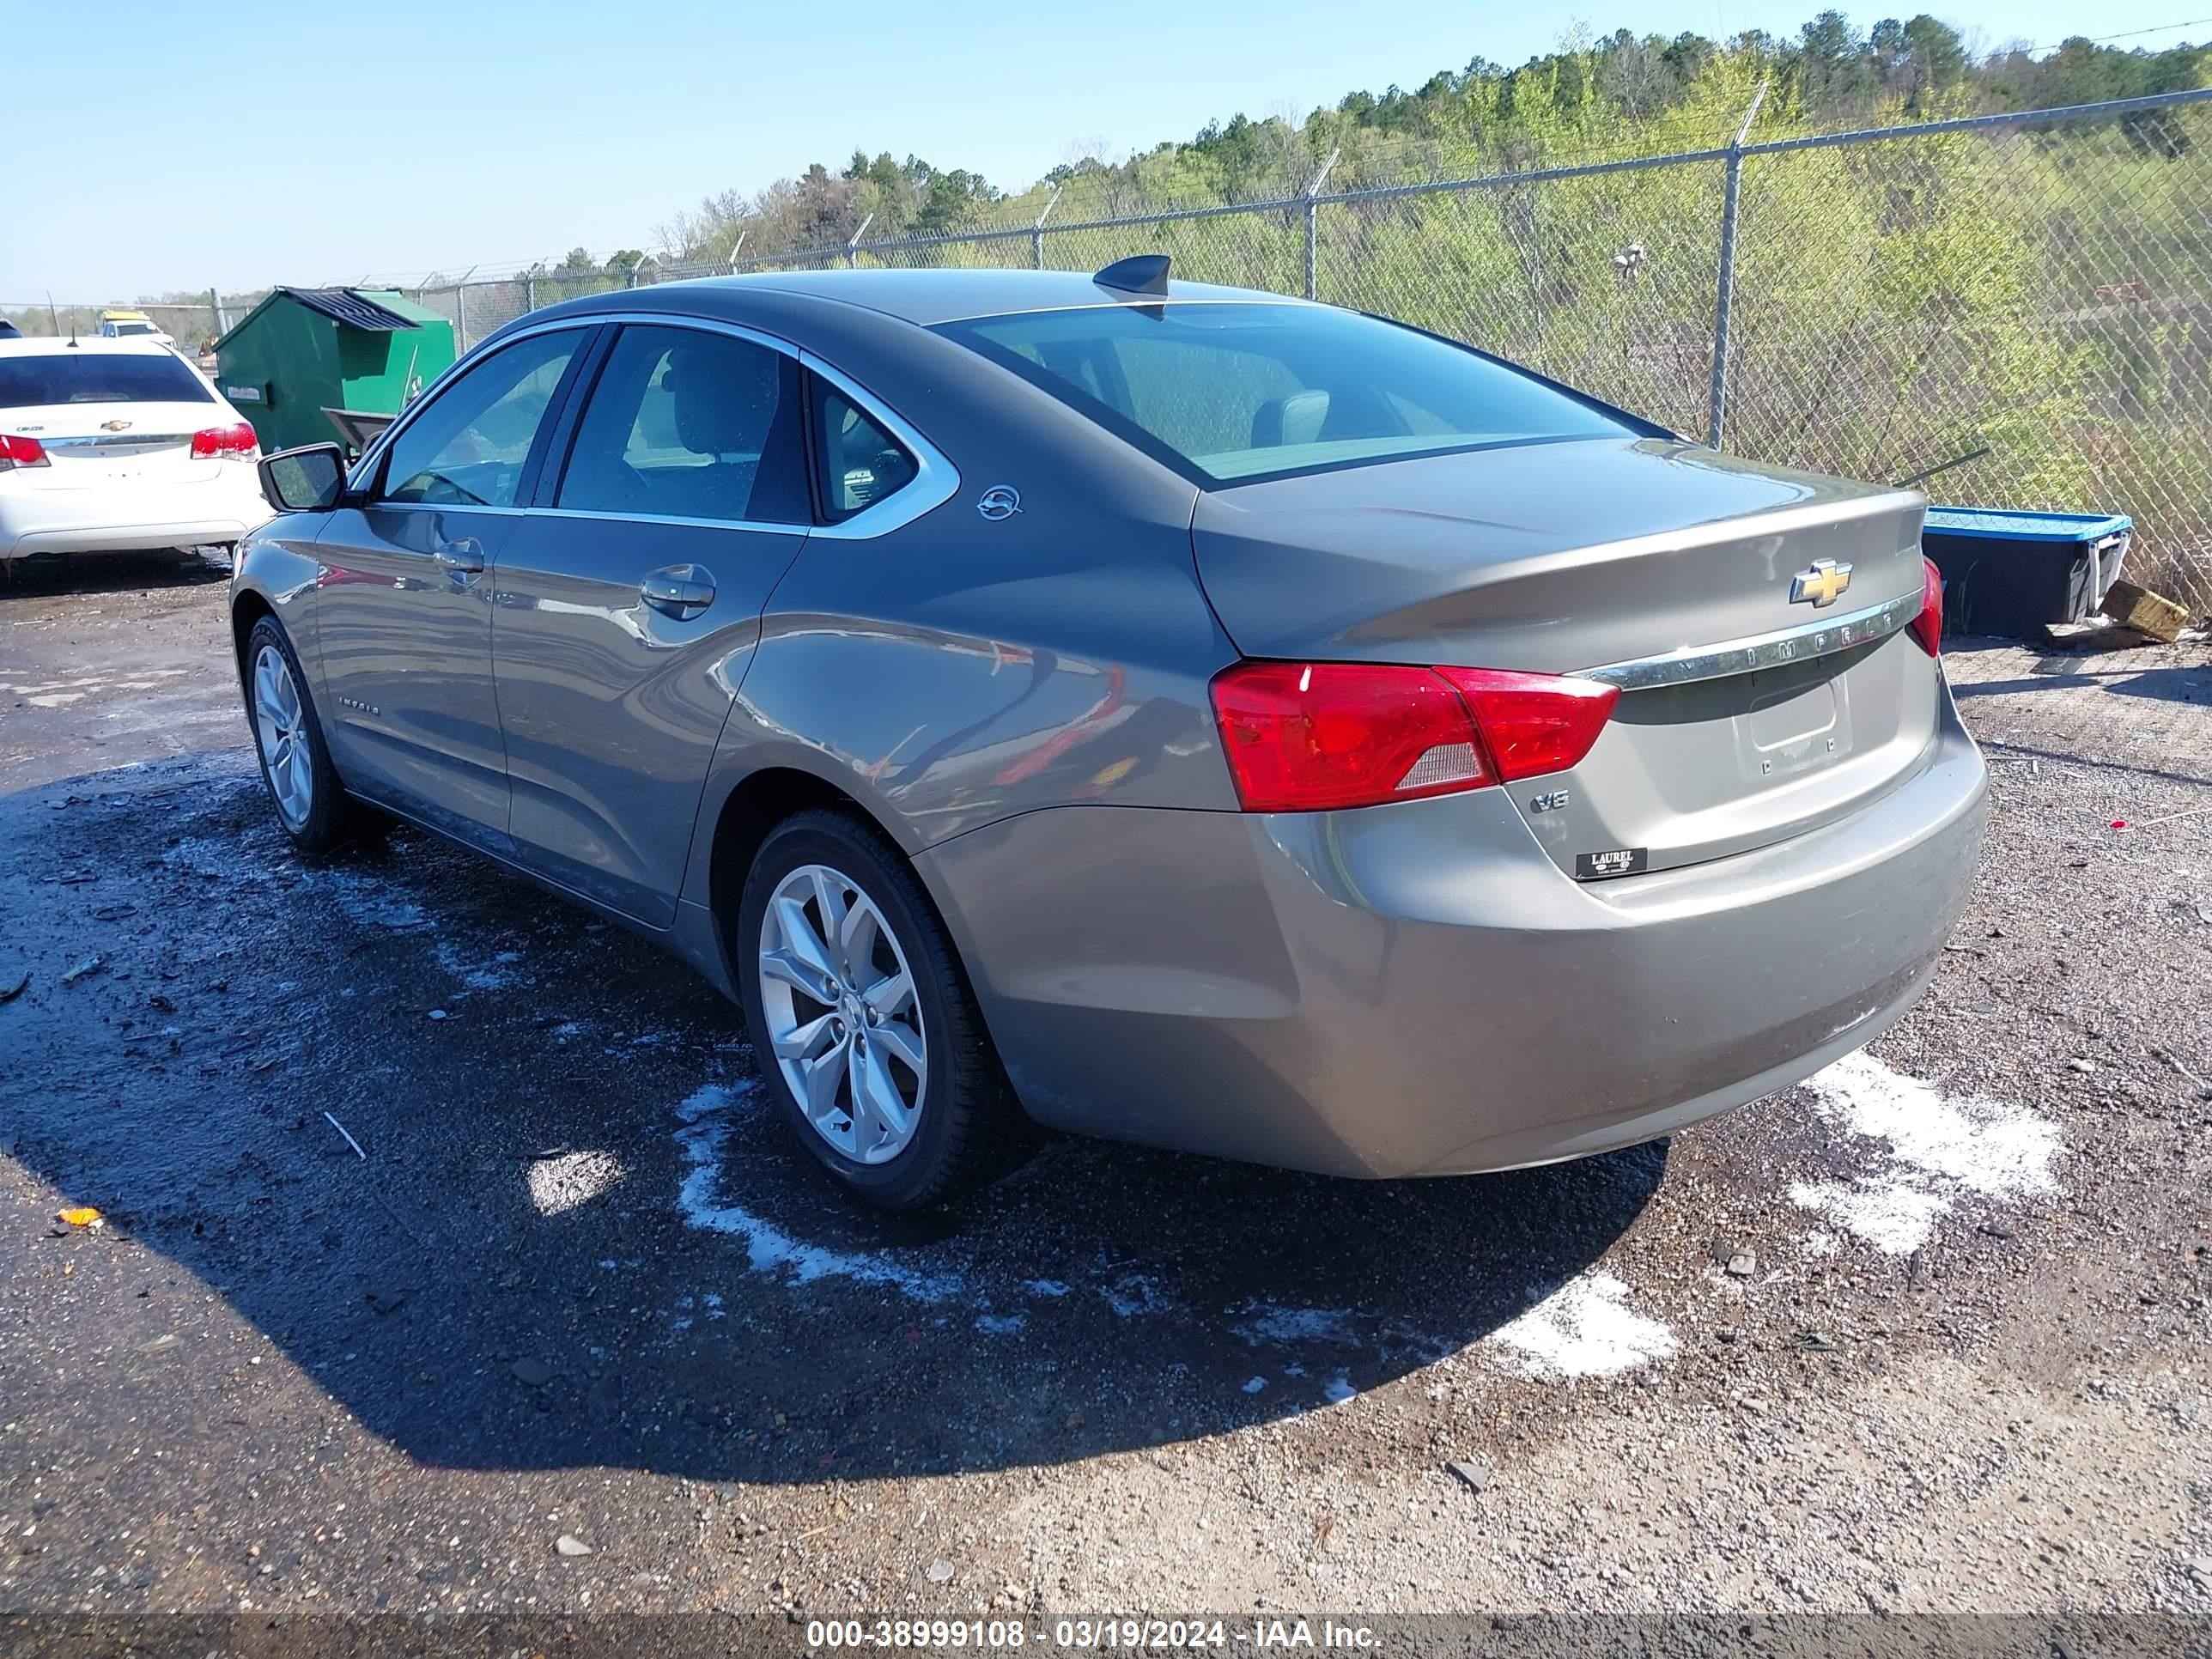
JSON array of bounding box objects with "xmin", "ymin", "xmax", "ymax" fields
[
  {"xmin": 918, "ymin": 681, "xmax": 1987, "ymax": 1178},
  {"xmin": 0, "ymin": 475, "xmax": 271, "ymax": 557}
]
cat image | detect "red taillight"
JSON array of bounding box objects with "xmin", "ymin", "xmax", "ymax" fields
[
  {"xmin": 191, "ymin": 422, "xmax": 258, "ymax": 459},
  {"xmin": 1908, "ymin": 555, "xmax": 1943, "ymax": 657},
  {"xmin": 0, "ymin": 433, "xmax": 49, "ymax": 470},
  {"xmin": 1210, "ymin": 660, "xmax": 1619, "ymax": 812},
  {"xmin": 1432, "ymin": 668, "xmax": 1621, "ymax": 783}
]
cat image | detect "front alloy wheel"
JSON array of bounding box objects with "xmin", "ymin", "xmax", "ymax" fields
[
  {"xmin": 241, "ymin": 613, "xmax": 355, "ymax": 853},
  {"xmin": 251, "ymin": 642, "xmax": 314, "ymax": 830}
]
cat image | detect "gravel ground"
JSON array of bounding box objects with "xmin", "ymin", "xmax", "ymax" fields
[{"xmin": 1, "ymin": 556, "xmax": 2209, "ymax": 1636}]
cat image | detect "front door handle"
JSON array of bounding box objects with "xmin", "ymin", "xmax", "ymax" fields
[
  {"xmin": 641, "ymin": 563, "xmax": 716, "ymax": 620},
  {"xmin": 434, "ymin": 537, "xmax": 485, "ymax": 574}
]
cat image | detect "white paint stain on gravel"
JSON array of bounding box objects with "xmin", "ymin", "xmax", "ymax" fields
[
  {"xmin": 1231, "ymin": 1306, "xmax": 1360, "ymax": 1347},
  {"xmin": 316, "ymin": 866, "xmax": 433, "ymax": 933},
  {"xmin": 1097, "ymin": 1273, "xmax": 1175, "ymax": 1318},
  {"xmin": 1790, "ymin": 1050, "xmax": 2062, "ymax": 1254},
  {"xmin": 674, "ymin": 1083, "xmax": 968, "ymax": 1303},
  {"xmin": 1482, "ymin": 1271, "xmax": 1679, "ymax": 1380},
  {"xmin": 11, "ymin": 667, "xmax": 189, "ymax": 708},
  {"xmin": 667, "ymin": 1082, "xmax": 1681, "ymax": 1390},
  {"xmin": 526, "ymin": 1150, "xmax": 624, "ymax": 1216},
  {"xmin": 435, "ymin": 943, "xmax": 523, "ymax": 993},
  {"xmin": 162, "ymin": 818, "xmax": 431, "ymax": 935},
  {"xmin": 161, "ymin": 835, "xmax": 272, "ymax": 883}
]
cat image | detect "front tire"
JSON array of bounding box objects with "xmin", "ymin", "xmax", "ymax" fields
[
  {"xmin": 243, "ymin": 615, "xmax": 354, "ymax": 854},
  {"xmin": 737, "ymin": 809, "xmax": 1024, "ymax": 1210}
]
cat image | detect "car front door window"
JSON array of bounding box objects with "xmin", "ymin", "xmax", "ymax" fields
[{"xmin": 380, "ymin": 331, "xmax": 580, "ymax": 507}]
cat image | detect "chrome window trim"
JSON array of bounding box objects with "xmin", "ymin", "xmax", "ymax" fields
[
  {"xmin": 352, "ymin": 311, "xmax": 954, "ymax": 540},
  {"xmin": 349, "ymin": 501, "xmax": 531, "ymax": 519},
  {"xmin": 356, "ymin": 500, "xmax": 810, "ymax": 538},
  {"xmin": 1578, "ymin": 588, "xmax": 1923, "ymax": 691},
  {"xmin": 530, "ymin": 505, "xmax": 809, "ymax": 538}
]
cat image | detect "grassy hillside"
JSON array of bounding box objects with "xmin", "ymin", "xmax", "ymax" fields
[{"xmin": 655, "ymin": 12, "xmax": 2207, "ymax": 264}]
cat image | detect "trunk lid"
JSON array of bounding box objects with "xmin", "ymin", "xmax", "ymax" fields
[
  {"xmin": 3, "ymin": 401, "xmax": 230, "ymax": 490},
  {"xmin": 1192, "ymin": 436, "xmax": 1938, "ymax": 874}
]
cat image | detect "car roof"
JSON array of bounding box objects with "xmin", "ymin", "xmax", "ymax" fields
[
  {"xmin": 0, "ymin": 335, "xmax": 179, "ymax": 358},
  {"xmin": 562, "ymin": 267, "xmax": 1314, "ymax": 328}
]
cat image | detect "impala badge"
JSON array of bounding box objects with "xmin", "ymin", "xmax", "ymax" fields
[
  {"xmin": 1790, "ymin": 558, "xmax": 1853, "ymax": 608},
  {"xmin": 976, "ymin": 484, "xmax": 1022, "ymax": 521}
]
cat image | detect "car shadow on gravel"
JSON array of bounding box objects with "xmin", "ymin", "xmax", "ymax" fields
[
  {"xmin": 1950, "ymin": 665, "xmax": 2212, "ymax": 709},
  {"xmin": 1945, "ymin": 636, "xmax": 2212, "ymax": 712},
  {"xmin": 2, "ymin": 756, "xmax": 1664, "ymax": 1485}
]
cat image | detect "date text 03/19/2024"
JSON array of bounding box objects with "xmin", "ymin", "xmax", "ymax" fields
[{"xmin": 803, "ymin": 1619, "xmax": 1382, "ymax": 1650}]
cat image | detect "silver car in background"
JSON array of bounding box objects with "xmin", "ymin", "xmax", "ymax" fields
[{"xmin": 231, "ymin": 259, "xmax": 1986, "ymax": 1209}]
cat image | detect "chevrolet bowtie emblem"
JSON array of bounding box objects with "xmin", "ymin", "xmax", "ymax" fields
[
  {"xmin": 1790, "ymin": 558, "xmax": 1853, "ymax": 608},
  {"xmin": 100, "ymin": 419, "xmax": 132, "ymax": 432}
]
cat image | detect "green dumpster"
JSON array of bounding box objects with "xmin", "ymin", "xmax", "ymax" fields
[{"xmin": 211, "ymin": 287, "xmax": 455, "ymax": 454}]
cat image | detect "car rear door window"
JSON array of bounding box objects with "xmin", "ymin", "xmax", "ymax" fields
[
  {"xmin": 555, "ymin": 325, "xmax": 808, "ymax": 526},
  {"xmin": 812, "ymin": 380, "xmax": 917, "ymax": 522},
  {"xmin": 379, "ymin": 331, "xmax": 580, "ymax": 508}
]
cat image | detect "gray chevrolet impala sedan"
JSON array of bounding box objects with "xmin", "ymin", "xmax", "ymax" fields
[{"xmin": 232, "ymin": 258, "xmax": 1987, "ymax": 1209}]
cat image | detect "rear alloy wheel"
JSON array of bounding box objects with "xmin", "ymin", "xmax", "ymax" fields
[
  {"xmin": 759, "ymin": 862, "xmax": 929, "ymax": 1165},
  {"xmin": 738, "ymin": 810, "xmax": 1024, "ymax": 1209},
  {"xmin": 244, "ymin": 615, "xmax": 355, "ymax": 853}
]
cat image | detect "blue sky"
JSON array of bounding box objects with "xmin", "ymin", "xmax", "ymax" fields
[{"xmin": 7, "ymin": 0, "xmax": 2206, "ymax": 299}]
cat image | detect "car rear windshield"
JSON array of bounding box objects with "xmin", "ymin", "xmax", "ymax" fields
[
  {"xmin": 0, "ymin": 352, "xmax": 214, "ymax": 410},
  {"xmin": 933, "ymin": 301, "xmax": 1637, "ymax": 485}
]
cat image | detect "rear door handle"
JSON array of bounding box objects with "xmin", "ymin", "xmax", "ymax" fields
[
  {"xmin": 641, "ymin": 563, "xmax": 716, "ymax": 620},
  {"xmin": 434, "ymin": 537, "xmax": 484, "ymax": 574}
]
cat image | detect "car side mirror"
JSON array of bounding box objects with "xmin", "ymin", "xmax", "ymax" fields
[{"xmin": 258, "ymin": 443, "xmax": 348, "ymax": 513}]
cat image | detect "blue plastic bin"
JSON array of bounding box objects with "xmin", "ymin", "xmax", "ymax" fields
[{"xmin": 1921, "ymin": 507, "xmax": 2133, "ymax": 639}]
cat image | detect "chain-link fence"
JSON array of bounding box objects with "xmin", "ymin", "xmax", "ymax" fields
[
  {"xmin": 0, "ymin": 297, "xmax": 268, "ymax": 355},
  {"xmin": 698, "ymin": 87, "xmax": 2212, "ymax": 615},
  {"xmin": 15, "ymin": 88, "xmax": 2209, "ymax": 611}
]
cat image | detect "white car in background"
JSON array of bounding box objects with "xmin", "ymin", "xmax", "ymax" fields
[{"xmin": 0, "ymin": 337, "xmax": 272, "ymax": 560}]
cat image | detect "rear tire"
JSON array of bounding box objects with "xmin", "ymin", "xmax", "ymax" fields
[
  {"xmin": 243, "ymin": 615, "xmax": 356, "ymax": 854},
  {"xmin": 736, "ymin": 808, "xmax": 1027, "ymax": 1210}
]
